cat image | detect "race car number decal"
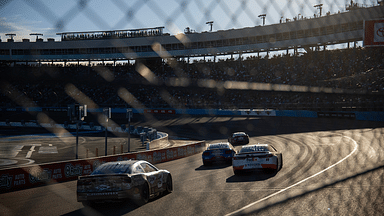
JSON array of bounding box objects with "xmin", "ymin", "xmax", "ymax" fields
[
  {"xmin": 245, "ymin": 163, "xmax": 261, "ymax": 168},
  {"xmin": 212, "ymin": 150, "xmax": 222, "ymax": 156}
]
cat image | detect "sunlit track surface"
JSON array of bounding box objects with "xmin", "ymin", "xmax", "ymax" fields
[{"xmin": 1, "ymin": 117, "xmax": 384, "ymax": 216}]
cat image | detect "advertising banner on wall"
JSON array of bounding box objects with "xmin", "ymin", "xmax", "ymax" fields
[
  {"xmin": 0, "ymin": 141, "xmax": 205, "ymax": 193},
  {"xmin": 364, "ymin": 19, "xmax": 384, "ymax": 47}
]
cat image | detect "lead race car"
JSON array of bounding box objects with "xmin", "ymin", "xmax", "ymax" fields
[
  {"xmin": 228, "ymin": 132, "xmax": 249, "ymax": 145},
  {"xmin": 77, "ymin": 160, "xmax": 172, "ymax": 206},
  {"xmin": 232, "ymin": 144, "xmax": 283, "ymax": 175},
  {"xmin": 202, "ymin": 142, "xmax": 237, "ymax": 165}
]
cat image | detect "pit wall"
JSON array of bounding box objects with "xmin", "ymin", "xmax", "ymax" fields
[{"xmin": 0, "ymin": 141, "xmax": 206, "ymax": 193}]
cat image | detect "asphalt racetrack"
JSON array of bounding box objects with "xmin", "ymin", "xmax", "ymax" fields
[{"xmin": 1, "ymin": 116, "xmax": 384, "ymax": 216}]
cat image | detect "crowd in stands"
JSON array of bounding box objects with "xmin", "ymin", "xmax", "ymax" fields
[{"xmin": 1, "ymin": 46, "xmax": 383, "ymax": 111}]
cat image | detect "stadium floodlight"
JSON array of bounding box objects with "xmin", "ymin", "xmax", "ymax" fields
[
  {"xmin": 314, "ymin": 4, "xmax": 323, "ymax": 17},
  {"xmin": 30, "ymin": 33, "xmax": 43, "ymax": 41},
  {"xmin": 206, "ymin": 21, "xmax": 214, "ymax": 32},
  {"xmin": 258, "ymin": 14, "xmax": 266, "ymax": 26},
  {"xmin": 5, "ymin": 33, "xmax": 16, "ymax": 40}
]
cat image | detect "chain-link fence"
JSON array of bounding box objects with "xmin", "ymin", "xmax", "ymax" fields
[{"xmin": 1, "ymin": 0, "xmax": 384, "ymax": 215}]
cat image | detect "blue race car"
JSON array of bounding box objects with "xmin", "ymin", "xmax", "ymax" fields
[{"xmin": 202, "ymin": 142, "xmax": 237, "ymax": 166}]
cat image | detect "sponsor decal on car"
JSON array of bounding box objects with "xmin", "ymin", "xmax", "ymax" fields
[
  {"xmin": 212, "ymin": 150, "xmax": 222, "ymax": 156},
  {"xmin": 245, "ymin": 163, "xmax": 261, "ymax": 168},
  {"xmin": 86, "ymin": 192, "xmax": 118, "ymax": 196}
]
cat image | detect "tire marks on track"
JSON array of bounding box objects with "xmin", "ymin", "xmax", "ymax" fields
[{"xmin": 226, "ymin": 135, "xmax": 358, "ymax": 216}]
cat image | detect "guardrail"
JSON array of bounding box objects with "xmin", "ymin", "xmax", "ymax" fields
[{"xmin": 146, "ymin": 131, "xmax": 169, "ymax": 150}]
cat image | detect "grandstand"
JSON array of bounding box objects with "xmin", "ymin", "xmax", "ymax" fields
[
  {"xmin": 0, "ymin": 3, "xmax": 384, "ymax": 115},
  {"xmin": 0, "ymin": 4, "xmax": 383, "ymax": 63}
]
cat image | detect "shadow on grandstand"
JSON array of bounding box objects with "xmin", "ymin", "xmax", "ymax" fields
[{"xmin": 151, "ymin": 116, "xmax": 384, "ymax": 141}]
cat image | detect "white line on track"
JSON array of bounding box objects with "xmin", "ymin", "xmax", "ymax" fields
[
  {"xmin": 8, "ymin": 145, "xmax": 24, "ymax": 157},
  {"xmin": 226, "ymin": 135, "xmax": 358, "ymax": 216},
  {"xmin": 25, "ymin": 146, "xmax": 36, "ymax": 158}
]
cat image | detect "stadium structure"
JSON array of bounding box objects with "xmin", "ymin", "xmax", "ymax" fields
[
  {"xmin": 1, "ymin": 2, "xmax": 384, "ymax": 115},
  {"xmin": 0, "ymin": 3, "xmax": 383, "ymax": 65}
]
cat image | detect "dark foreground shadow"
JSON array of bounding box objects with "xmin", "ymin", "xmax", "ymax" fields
[
  {"xmin": 226, "ymin": 170, "xmax": 278, "ymax": 182},
  {"xmin": 62, "ymin": 201, "xmax": 137, "ymax": 216},
  {"xmin": 243, "ymin": 164, "xmax": 384, "ymax": 215}
]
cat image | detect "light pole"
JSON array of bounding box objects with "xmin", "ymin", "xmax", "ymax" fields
[
  {"xmin": 258, "ymin": 14, "xmax": 266, "ymax": 26},
  {"xmin": 30, "ymin": 33, "xmax": 43, "ymax": 41},
  {"xmin": 126, "ymin": 109, "xmax": 132, "ymax": 152},
  {"xmin": 68, "ymin": 104, "xmax": 87, "ymax": 159},
  {"xmin": 314, "ymin": 4, "xmax": 323, "ymax": 17},
  {"xmin": 103, "ymin": 107, "xmax": 111, "ymax": 156},
  {"xmin": 5, "ymin": 33, "xmax": 16, "ymax": 41},
  {"xmin": 206, "ymin": 21, "xmax": 213, "ymax": 32}
]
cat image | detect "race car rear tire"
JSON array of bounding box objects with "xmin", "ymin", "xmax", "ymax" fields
[
  {"xmin": 81, "ymin": 201, "xmax": 94, "ymax": 207},
  {"xmin": 135, "ymin": 183, "xmax": 149, "ymax": 206},
  {"xmin": 203, "ymin": 161, "xmax": 212, "ymax": 166},
  {"xmin": 166, "ymin": 175, "xmax": 173, "ymax": 194},
  {"xmin": 234, "ymin": 170, "xmax": 242, "ymax": 175},
  {"xmin": 265, "ymin": 168, "xmax": 277, "ymax": 174}
]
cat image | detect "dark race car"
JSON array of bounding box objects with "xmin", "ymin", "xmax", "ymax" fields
[
  {"xmin": 77, "ymin": 160, "xmax": 172, "ymax": 206},
  {"xmin": 202, "ymin": 142, "xmax": 237, "ymax": 166},
  {"xmin": 228, "ymin": 132, "xmax": 250, "ymax": 145}
]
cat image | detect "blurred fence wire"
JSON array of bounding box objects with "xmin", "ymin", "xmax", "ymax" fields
[{"xmin": 0, "ymin": 0, "xmax": 384, "ymax": 214}]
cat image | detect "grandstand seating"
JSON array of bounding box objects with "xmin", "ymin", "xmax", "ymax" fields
[{"xmin": 1, "ymin": 47, "xmax": 383, "ymax": 111}]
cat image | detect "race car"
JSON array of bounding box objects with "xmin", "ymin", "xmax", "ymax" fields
[
  {"xmin": 232, "ymin": 144, "xmax": 283, "ymax": 175},
  {"xmin": 77, "ymin": 160, "xmax": 172, "ymax": 206},
  {"xmin": 228, "ymin": 132, "xmax": 249, "ymax": 145},
  {"xmin": 202, "ymin": 142, "xmax": 237, "ymax": 165}
]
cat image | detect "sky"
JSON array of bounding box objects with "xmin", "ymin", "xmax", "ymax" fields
[{"xmin": 0, "ymin": 0, "xmax": 380, "ymax": 43}]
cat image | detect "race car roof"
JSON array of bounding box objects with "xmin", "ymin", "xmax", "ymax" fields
[
  {"xmin": 207, "ymin": 142, "xmax": 231, "ymax": 150},
  {"xmin": 239, "ymin": 144, "xmax": 272, "ymax": 153},
  {"xmin": 232, "ymin": 132, "xmax": 247, "ymax": 136},
  {"xmin": 91, "ymin": 160, "xmax": 138, "ymax": 175}
]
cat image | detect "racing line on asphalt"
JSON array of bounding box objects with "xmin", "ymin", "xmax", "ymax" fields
[{"xmin": 225, "ymin": 135, "xmax": 359, "ymax": 216}]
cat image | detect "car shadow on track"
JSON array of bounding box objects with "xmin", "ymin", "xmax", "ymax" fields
[
  {"xmin": 195, "ymin": 163, "xmax": 232, "ymax": 170},
  {"xmin": 62, "ymin": 201, "xmax": 138, "ymax": 216},
  {"xmin": 226, "ymin": 170, "xmax": 278, "ymax": 182}
]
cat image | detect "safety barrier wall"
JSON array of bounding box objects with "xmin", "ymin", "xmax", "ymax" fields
[
  {"xmin": 3, "ymin": 107, "xmax": 384, "ymax": 124},
  {"xmin": 147, "ymin": 131, "xmax": 169, "ymax": 150},
  {"xmin": 0, "ymin": 141, "xmax": 206, "ymax": 193},
  {"xmin": 3, "ymin": 107, "xmax": 384, "ymax": 122}
]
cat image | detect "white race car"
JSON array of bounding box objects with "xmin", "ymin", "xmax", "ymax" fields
[
  {"xmin": 232, "ymin": 144, "xmax": 283, "ymax": 175},
  {"xmin": 77, "ymin": 160, "xmax": 172, "ymax": 206}
]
